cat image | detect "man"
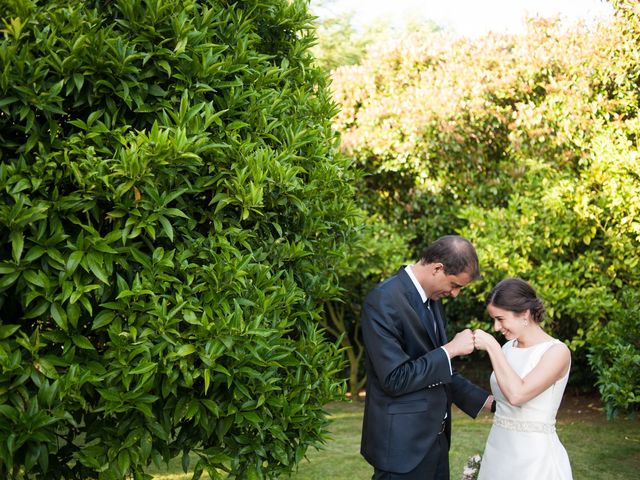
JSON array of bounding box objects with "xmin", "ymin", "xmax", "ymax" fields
[{"xmin": 360, "ymin": 235, "xmax": 494, "ymax": 479}]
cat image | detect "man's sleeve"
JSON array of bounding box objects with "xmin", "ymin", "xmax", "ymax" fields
[{"xmin": 450, "ymin": 371, "xmax": 491, "ymax": 418}]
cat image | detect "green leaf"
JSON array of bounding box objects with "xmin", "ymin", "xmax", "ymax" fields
[
  {"xmin": 117, "ymin": 450, "xmax": 130, "ymax": 477},
  {"xmin": 36, "ymin": 358, "xmax": 59, "ymax": 379},
  {"xmin": 72, "ymin": 335, "xmax": 95, "ymax": 350},
  {"xmin": 0, "ymin": 262, "xmax": 17, "ymax": 274},
  {"xmin": 140, "ymin": 431, "xmax": 152, "ymax": 462},
  {"xmin": 227, "ymin": 120, "xmax": 250, "ymax": 130},
  {"xmin": 10, "ymin": 231, "xmax": 24, "ymax": 262},
  {"xmin": 0, "ymin": 96, "xmax": 18, "ymax": 108},
  {"xmin": 73, "ymin": 73, "xmax": 85, "ymax": 91},
  {"xmin": 38, "ymin": 379, "xmax": 59, "ymax": 408},
  {"xmin": 0, "ymin": 271, "xmax": 20, "ymax": 289},
  {"xmin": 92, "ymin": 310, "xmax": 115, "ymax": 330},
  {"xmin": 149, "ymin": 84, "xmax": 166, "ymax": 97},
  {"xmin": 23, "ymin": 270, "xmax": 46, "ymax": 288},
  {"xmin": 181, "ymin": 451, "xmax": 190, "ymax": 473},
  {"xmin": 67, "ymin": 302, "xmax": 81, "ymax": 329},
  {"xmin": 130, "ymin": 362, "xmax": 157, "ymax": 375},
  {"xmin": 204, "ymin": 369, "xmax": 210, "ymax": 395},
  {"xmin": 175, "ymin": 344, "xmax": 196, "ymax": 357},
  {"xmin": 24, "ymin": 299, "xmax": 50, "ymax": 318},
  {"xmin": 165, "ymin": 208, "xmax": 188, "ymax": 218},
  {"xmin": 50, "ymin": 303, "xmax": 68, "ymax": 331},
  {"xmin": 93, "ymin": 242, "xmax": 119, "ymax": 254},
  {"xmin": 158, "ymin": 215, "xmax": 174, "ymax": 242},
  {"xmin": 66, "ymin": 250, "xmax": 84, "ymax": 274},
  {"xmin": 0, "ymin": 405, "xmax": 19, "ymax": 422},
  {"xmin": 86, "ymin": 253, "xmax": 110, "ymax": 283},
  {"xmin": 49, "ymin": 79, "xmax": 64, "ymax": 96},
  {"xmin": 0, "ymin": 324, "xmax": 20, "ymax": 339},
  {"xmin": 25, "ymin": 246, "xmax": 46, "ymax": 262},
  {"xmin": 241, "ymin": 411, "xmax": 261, "ymax": 425}
]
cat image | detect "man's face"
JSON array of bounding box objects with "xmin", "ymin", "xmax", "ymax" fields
[{"xmin": 429, "ymin": 265, "xmax": 473, "ymax": 301}]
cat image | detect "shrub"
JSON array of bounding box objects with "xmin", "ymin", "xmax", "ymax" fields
[
  {"xmin": 0, "ymin": 0, "xmax": 359, "ymax": 478},
  {"xmin": 587, "ymin": 291, "xmax": 640, "ymax": 419}
]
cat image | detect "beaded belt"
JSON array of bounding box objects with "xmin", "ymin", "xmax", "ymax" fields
[{"xmin": 493, "ymin": 415, "xmax": 556, "ymax": 434}]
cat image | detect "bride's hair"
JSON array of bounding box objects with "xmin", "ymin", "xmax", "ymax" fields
[{"xmin": 485, "ymin": 277, "xmax": 545, "ymax": 323}]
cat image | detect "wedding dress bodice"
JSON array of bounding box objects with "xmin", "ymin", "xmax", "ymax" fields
[{"xmin": 492, "ymin": 339, "xmax": 569, "ymax": 426}]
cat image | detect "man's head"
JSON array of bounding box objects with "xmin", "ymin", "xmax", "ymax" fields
[{"xmin": 417, "ymin": 235, "xmax": 480, "ymax": 300}]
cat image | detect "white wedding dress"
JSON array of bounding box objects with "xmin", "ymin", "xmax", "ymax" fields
[{"xmin": 477, "ymin": 339, "xmax": 573, "ymax": 480}]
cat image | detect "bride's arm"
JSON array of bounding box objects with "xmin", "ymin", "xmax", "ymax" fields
[{"xmin": 474, "ymin": 330, "xmax": 571, "ymax": 406}]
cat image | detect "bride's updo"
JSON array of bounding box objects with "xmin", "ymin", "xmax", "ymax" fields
[{"xmin": 485, "ymin": 277, "xmax": 545, "ymax": 324}]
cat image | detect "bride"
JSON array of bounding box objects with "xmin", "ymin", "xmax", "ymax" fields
[{"xmin": 473, "ymin": 277, "xmax": 573, "ymax": 480}]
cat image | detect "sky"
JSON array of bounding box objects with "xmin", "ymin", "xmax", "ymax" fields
[{"xmin": 310, "ymin": 0, "xmax": 615, "ymax": 37}]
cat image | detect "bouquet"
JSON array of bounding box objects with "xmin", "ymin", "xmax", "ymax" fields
[{"xmin": 461, "ymin": 453, "xmax": 482, "ymax": 480}]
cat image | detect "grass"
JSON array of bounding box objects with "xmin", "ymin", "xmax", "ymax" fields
[{"xmin": 150, "ymin": 394, "xmax": 639, "ymax": 479}]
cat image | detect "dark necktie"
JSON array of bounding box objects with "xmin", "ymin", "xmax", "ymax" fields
[{"xmin": 424, "ymin": 299, "xmax": 438, "ymax": 337}]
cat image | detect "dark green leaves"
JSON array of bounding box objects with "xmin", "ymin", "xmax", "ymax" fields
[{"xmin": 0, "ymin": 0, "xmax": 357, "ymax": 478}]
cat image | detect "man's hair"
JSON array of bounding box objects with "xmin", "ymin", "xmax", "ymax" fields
[{"xmin": 418, "ymin": 235, "xmax": 480, "ymax": 279}]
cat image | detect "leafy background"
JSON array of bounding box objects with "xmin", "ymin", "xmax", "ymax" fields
[{"xmin": 324, "ymin": 0, "xmax": 640, "ymax": 417}]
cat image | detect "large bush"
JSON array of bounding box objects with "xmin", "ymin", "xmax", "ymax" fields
[
  {"xmin": 0, "ymin": 0, "xmax": 360, "ymax": 478},
  {"xmin": 587, "ymin": 289, "xmax": 640, "ymax": 418},
  {"xmin": 330, "ymin": 9, "xmax": 640, "ymax": 416}
]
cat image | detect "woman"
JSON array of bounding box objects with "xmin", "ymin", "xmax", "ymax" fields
[{"xmin": 473, "ymin": 277, "xmax": 572, "ymax": 480}]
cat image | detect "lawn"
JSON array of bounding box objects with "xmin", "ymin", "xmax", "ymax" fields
[{"xmin": 150, "ymin": 394, "xmax": 639, "ymax": 479}]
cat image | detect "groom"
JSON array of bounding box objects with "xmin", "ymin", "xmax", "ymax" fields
[{"xmin": 360, "ymin": 235, "xmax": 493, "ymax": 479}]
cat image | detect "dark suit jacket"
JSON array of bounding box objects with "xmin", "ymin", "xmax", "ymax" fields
[{"xmin": 360, "ymin": 267, "xmax": 489, "ymax": 474}]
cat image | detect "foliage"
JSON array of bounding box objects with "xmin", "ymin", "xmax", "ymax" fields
[
  {"xmin": 309, "ymin": 0, "xmax": 442, "ymax": 71},
  {"xmin": 0, "ymin": 0, "xmax": 361, "ymax": 478},
  {"xmin": 309, "ymin": 13, "xmax": 368, "ymax": 71},
  {"xmin": 587, "ymin": 290, "xmax": 640, "ymax": 419},
  {"xmin": 329, "ymin": 9, "xmax": 640, "ymax": 416},
  {"xmin": 320, "ymin": 216, "xmax": 408, "ymax": 399}
]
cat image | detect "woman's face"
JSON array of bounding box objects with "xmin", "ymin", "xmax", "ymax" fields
[{"xmin": 486, "ymin": 303, "xmax": 529, "ymax": 340}]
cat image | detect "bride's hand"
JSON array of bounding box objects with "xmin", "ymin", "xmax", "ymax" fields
[{"xmin": 473, "ymin": 329, "xmax": 498, "ymax": 351}]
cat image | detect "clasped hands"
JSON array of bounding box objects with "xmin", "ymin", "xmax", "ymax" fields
[{"xmin": 444, "ymin": 328, "xmax": 497, "ymax": 358}]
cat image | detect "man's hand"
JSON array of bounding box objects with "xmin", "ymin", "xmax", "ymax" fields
[{"xmin": 443, "ymin": 328, "xmax": 475, "ymax": 358}]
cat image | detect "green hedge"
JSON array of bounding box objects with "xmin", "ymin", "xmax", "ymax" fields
[{"xmin": 0, "ymin": 0, "xmax": 359, "ymax": 478}]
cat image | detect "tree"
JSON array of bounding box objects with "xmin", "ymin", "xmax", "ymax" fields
[
  {"xmin": 0, "ymin": 0, "xmax": 360, "ymax": 477},
  {"xmin": 310, "ymin": 0, "xmax": 443, "ymax": 71}
]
